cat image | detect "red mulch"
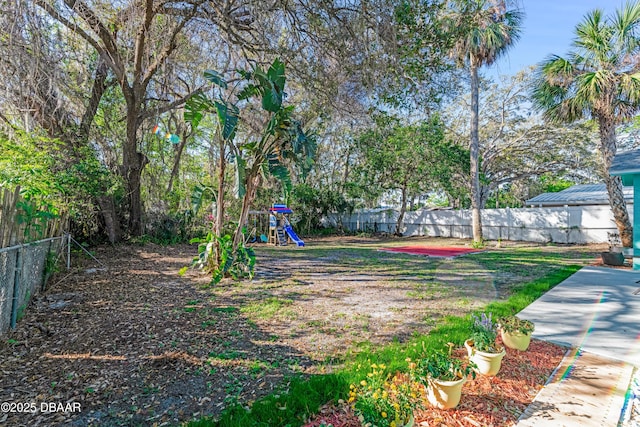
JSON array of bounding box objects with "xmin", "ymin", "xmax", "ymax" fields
[
  {"xmin": 304, "ymin": 339, "xmax": 567, "ymax": 427},
  {"xmin": 379, "ymin": 246, "xmax": 483, "ymax": 257}
]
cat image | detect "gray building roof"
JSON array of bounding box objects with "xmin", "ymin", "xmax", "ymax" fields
[
  {"xmin": 610, "ymin": 150, "xmax": 640, "ymax": 176},
  {"xmin": 526, "ymin": 184, "xmax": 634, "ymax": 207}
]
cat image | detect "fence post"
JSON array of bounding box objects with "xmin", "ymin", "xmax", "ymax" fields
[
  {"xmin": 10, "ymin": 246, "xmax": 22, "ymax": 329},
  {"xmin": 66, "ymin": 232, "xmax": 71, "ymax": 270}
]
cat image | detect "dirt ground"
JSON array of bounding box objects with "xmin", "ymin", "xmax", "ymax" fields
[{"xmin": 0, "ymin": 237, "xmax": 607, "ymax": 426}]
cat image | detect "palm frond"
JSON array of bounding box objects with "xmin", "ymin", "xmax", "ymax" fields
[
  {"xmin": 449, "ymin": 0, "xmax": 523, "ymax": 67},
  {"xmin": 612, "ymin": 1, "xmax": 640, "ymax": 51},
  {"xmin": 532, "ymin": 3, "xmax": 640, "ymax": 126},
  {"xmin": 574, "ymin": 9, "xmax": 613, "ymax": 66},
  {"xmin": 576, "ymin": 70, "xmax": 612, "ymax": 100}
]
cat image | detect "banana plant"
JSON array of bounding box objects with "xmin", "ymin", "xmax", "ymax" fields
[
  {"xmin": 185, "ymin": 69, "xmax": 238, "ymax": 266},
  {"xmin": 185, "ymin": 59, "xmax": 316, "ymax": 283},
  {"xmin": 231, "ymin": 58, "xmax": 316, "ymax": 249}
]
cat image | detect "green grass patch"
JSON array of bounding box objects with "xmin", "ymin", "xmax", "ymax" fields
[
  {"xmin": 211, "ymin": 307, "xmax": 239, "ymax": 315},
  {"xmin": 188, "ymin": 374, "xmax": 348, "ymax": 427},
  {"xmin": 208, "ymin": 350, "xmax": 243, "ymax": 361},
  {"xmin": 186, "ymin": 264, "xmax": 581, "ymax": 426},
  {"xmin": 240, "ymin": 297, "xmax": 295, "ymax": 320},
  {"xmin": 406, "ymin": 282, "xmax": 447, "ymax": 300}
]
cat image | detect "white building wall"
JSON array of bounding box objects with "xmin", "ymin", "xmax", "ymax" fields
[{"xmin": 332, "ymin": 205, "xmax": 632, "ymax": 244}]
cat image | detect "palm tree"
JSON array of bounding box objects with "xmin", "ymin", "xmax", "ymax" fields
[
  {"xmin": 532, "ymin": 2, "xmax": 640, "ymax": 248},
  {"xmin": 448, "ymin": 0, "xmax": 523, "ymax": 245}
]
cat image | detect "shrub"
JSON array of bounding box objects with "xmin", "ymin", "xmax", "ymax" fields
[
  {"xmin": 410, "ymin": 345, "xmax": 475, "ymax": 384},
  {"xmin": 349, "ymin": 364, "xmax": 420, "ymax": 427},
  {"xmin": 469, "ymin": 313, "xmax": 501, "ymax": 353},
  {"xmin": 498, "ymin": 316, "xmax": 535, "ymax": 334}
]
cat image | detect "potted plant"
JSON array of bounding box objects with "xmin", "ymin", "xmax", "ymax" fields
[
  {"xmin": 601, "ymin": 232, "xmax": 626, "ymax": 266},
  {"xmin": 410, "ymin": 345, "xmax": 476, "ymax": 410},
  {"xmin": 349, "ymin": 363, "xmax": 419, "ymax": 427},
  {"xmin": 465, "ymin": 312, "xmax": 506, "ymax": 376},
  {"xmin": 498, "ymin": 315, "xmax": 535, "ymax": 351}
]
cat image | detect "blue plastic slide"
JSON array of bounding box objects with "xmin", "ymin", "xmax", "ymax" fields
[{"xmin": 284, "ymin": 225, "xmax": 305, "ymax": 247}]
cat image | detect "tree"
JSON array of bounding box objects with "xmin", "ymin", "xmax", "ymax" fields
[
  {"xmin": 532, "ymin": 2, "xmax": 640, "ymax": 247},
  {"xmin": 0, "ymin": 129, "xmax": 119, "ymax": 242},
  {"xmin": 389, "ymin": 0, "xmax": 464, "ymax": 110},
  {"xmin": 352, "ymin": 114, "xmax": 448, "ymax": 234},
  {"xmin": 10, "ymin": 0, "xmax": 411, "ymax": 240},
  {"xmin": 447, "ymin": 0, "xmax": 523, "ymax": 244},
  {"xmin": 0, "ymin": 2, "xmax": 126, "ymax": 241},
  {"xmin": 24, "ymin": 0, "xmax": 263, "ymax": 236},
  {"xmin": 291, "ymin": 184, "xmax": 352, "ymax": 234},
  {"xmin": 444, "ymin": 70, "xmax": 599, "ymax": 208}
]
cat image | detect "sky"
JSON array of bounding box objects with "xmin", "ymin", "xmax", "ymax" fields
[{"xmin": 490, "ymin": 0, "xmax": 622, "ymax": 77}]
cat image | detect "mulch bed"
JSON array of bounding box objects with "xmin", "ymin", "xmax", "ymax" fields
[
  {"xmin": 304, "ymin": 339, "xmax": 567, "ymax": 427},
  {"xmin": 379, "ymin": 246, "xmax": 483, "ymax": 257}
]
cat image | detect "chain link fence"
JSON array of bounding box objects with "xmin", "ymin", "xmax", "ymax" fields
[{"xmin": 0, "ymin": 235, "xmax": 66, "ymax": 335}]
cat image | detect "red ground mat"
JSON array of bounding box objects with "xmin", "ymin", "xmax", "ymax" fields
[{"xmin": 379, "ymin": 246, "xmax": 483, "ymax": 257}]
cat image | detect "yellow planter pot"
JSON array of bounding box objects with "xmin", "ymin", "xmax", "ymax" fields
[
  {"xmin": 500, "ymin": 329, "xmax": 532, "ymax": 351},
  {"xmin": 403, "ymin": 414, "xmax": 415, "ymax": 427},
  {"xmin": 465, "ymin": 339, "xmax": 506, "ymax": 376},
  {"xmin": 426, "ymin": 376, "xmax": 466, "ymax": 409}
]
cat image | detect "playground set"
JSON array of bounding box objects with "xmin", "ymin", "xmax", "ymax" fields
[{"xmin": 268, "ymin": 204, "xmax": 304, "ymax": 247}]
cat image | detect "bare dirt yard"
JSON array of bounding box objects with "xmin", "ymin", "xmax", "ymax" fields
[{"xmin": 0, "ymin": 236, "xmax": 605, "ymax": 426}]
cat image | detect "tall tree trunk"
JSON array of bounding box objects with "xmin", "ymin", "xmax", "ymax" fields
[
  {"xmin": 342, "ymin": 146, "xmax": 352, "ymax": 192},
  {"xmin": 396, "ymin": 183, "xmax": 408, "ymax": 236},
  {"xmin": 97, "ymin": 195, "xmax": 121, "ymax": 244},
  {"xmin": 214, "ymin": 135, "xmax": 226, "ymax": 265},
  {"xmin": 123, "ymin": 108, "xmax": 146, "ymax": 236},
  {"xmin": 469, "ymin": 63, "xmax": 483, "ymax": 243},
  {"xmin": 233, "ymin": 174, "xmax": 260, "ymax": 250},
  {"xmin": 599, "ymin": 116, "xmax": 633, "ymax": 247},
  {"xmin": 166, "ymin": 135, "xmax": 187, "ymax": 193}
]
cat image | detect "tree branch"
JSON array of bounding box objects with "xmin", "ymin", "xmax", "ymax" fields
[
  {"xmin": 60, "ymin": 0, "xmax": 126, "ymax": 83},
  {"xmin": 141, "ymin": 6, "xmax": 196, "ymax": 90},
  {"xmin": 139, "ymin": 88, "xmax": 204, "ymax": 121},
  {"xmin": 79, "ymin": 57, "xmax": 110, "ymax": 139},
  {"xmin": 133, "ymin": 0, "xmax": 154, "ymax": 85}
]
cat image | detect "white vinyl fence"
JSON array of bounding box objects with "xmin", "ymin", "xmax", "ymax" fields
[{"xmin": 332, "ymin": 205, "xmax": 632, "ymax": 244}]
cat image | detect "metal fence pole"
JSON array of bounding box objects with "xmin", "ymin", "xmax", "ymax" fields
[
  {"xmin": 10, "ymin": 246, "xmax": 22, "ymax": 329},
  {"xmin": 66, "ymin": 232, "xmax": 71, "ymax": 270}
]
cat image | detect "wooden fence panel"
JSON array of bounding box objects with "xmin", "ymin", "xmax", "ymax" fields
[{"xmin": 0, "ymin": 187, "xmax": 20, "ymax": 248}]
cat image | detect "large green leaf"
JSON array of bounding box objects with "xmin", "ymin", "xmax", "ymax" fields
[
  {"xmin": 262, "ymin": 83, "xmax": 282, "ymax": 112},
  {"xmin": 261, "ymin": 59, "xmax": 286, "ymax": 112},
  {"xmin": 268, "ymin": 163, "xmax": 292, "ymax": 195},
  {"xmin": 184, "ymin": 92, "xmax": 211, "ymax": 129},
  {"xmin": 214, "ymin": 101, "xmax": 239, "ymax": 141},
  {"xmin": 204, "ymin": 70, "xmax": 228, "ymax": 89},
  {"xmin": 190, "ymin": 184, "xmax": 206, "ymax": 215},
  {"xmin": 267, "ymin": 58, "xmax": 286, "ymax": 93}
]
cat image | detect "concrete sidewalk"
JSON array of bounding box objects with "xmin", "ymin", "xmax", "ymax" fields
[
  {"xmin": 516, "ymin": 348, "xmax": 633, "ymax": 426},
  {"xmin": 514, "ymin": 266, "xmax": 640, "ymax": 426},
  {"xmin": 518, "ymin": 266, "xmax": 640, "ymax": 365}
]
